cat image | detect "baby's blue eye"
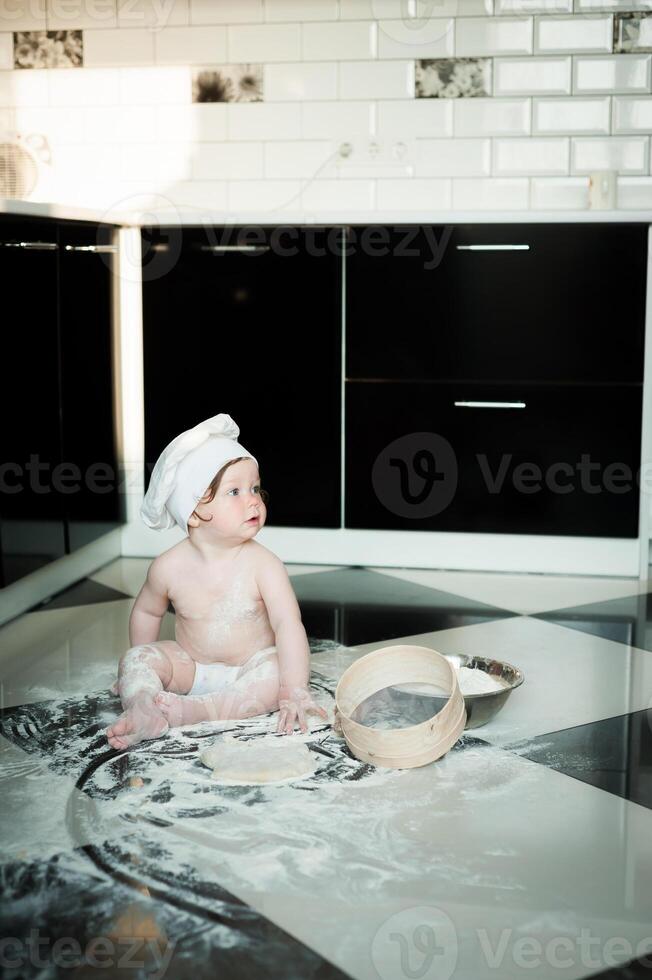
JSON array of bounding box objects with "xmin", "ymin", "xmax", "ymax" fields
[{"xmin": 227, "ymin": 485, "xmax": 261, "ymax": 496}]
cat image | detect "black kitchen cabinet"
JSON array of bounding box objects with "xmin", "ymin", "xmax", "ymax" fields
[
  {"xmin": 142, "ymin": 225, "xmax": 342, "ymax": 528},
  {"xmin": 346, "ymin": 224, "xmax": 648, "ymax": 385},
  {"xmin": 58, "ymin": 222, "xmax": 123, "ymax": 551},
  {"xmin": 0, "ymin": 219, "xmax": 66, "ymax": 586},
  {"xmin": 345, "ymin": 381, "xmax": 642, "ymax": 538},
  {"xmin": 0, "ymin": 216, "xmax": 123, "ymax": 588}
]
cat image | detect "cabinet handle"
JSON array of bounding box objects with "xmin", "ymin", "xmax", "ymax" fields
[
  {"xmin": 0, "ymin": 241, "xmax": 58, "ymax": 250},
  {"xmin": 456, "ymin": 244, "xmax": 530, "ymax": 252},
  {"xmin": 198, "ymin": 245, "xmax": 270, "ymax": 253},
  {"xmin": 454, "ymin": 401, "xmax": 526, "ymax": 409},
  {"xmin": 63, "ymin": 244, "xmax": 117, "ymax": 253}
]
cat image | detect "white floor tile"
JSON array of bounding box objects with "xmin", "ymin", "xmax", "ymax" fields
[
  {"xmin": 0, "ymin": 599, "xmax": 175, "ymax": 708},
  {"xmin": 349, "ymin": 615, "xmax": 652, "ymax": 746},
  {"xmin": 89, "ymin": 557, "xmax": 152, "ymax": 596},
  {"xmin": 0, "ymin": 735, "xmax": 125, "ymax": 863},
  {"xmin": 161, "ymin": 734, "xmax": 652, "ymax": 980}
]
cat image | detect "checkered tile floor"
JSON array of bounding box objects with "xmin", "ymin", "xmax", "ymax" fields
[{"xmin": 1, "ymin": 558, "xmax": 651, "ymax": 980}]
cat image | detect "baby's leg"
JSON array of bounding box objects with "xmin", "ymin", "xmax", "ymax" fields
[
  {"xmin": 156, "ymin": 651, "xmax": 280, "ymax": 728},
  {"xmin": 106, "ymin": 641, "xmax": 196, "ymax": 749}
]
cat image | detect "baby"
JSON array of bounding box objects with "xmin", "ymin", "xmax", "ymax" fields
[{"xmin": 106, "ymin": 413, "xmax": 327, "ymax": 750}]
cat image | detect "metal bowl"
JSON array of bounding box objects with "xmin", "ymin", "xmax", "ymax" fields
[{"xmin": 393, "ymin": 653, "xmax": 524, "ymax": 730}]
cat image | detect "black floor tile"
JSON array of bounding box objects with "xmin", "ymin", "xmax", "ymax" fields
[
  {"xmin": 534, "ymin": 592, "xmax": 652, "ymax": 652},
  {"xmin": 292, "ymin": 568, "xmax": 516, "ymax": 646},
  {"xmin": 0, "ymin": 846, "xmax": 350, "ymax": 980},
  {"xmin": 0, "ymin": 670, "xmax": 486, "ymax": 980},
  {"xmin": 589, "ymin": 950, "xmax": 652, "ymax": 979},
  {"xmin": 32, "ymin": 578, "xmax": 132, "ymax": 612},
  {"xmin": 504, "ymin": 708, "xmax": 652, "ymax": 810}
]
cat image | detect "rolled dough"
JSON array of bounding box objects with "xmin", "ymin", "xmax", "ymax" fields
[{"xmin": 200, "ymin": 738, "xmax": 319, "ymax": 785}]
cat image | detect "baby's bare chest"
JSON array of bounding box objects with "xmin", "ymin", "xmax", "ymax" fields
[{"xmin": 170, "ymin": 569, "xmax": 266, "ymax": 632}]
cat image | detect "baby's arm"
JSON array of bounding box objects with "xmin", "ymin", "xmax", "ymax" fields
[
  {"xmin": 129, "ymin": 559, "xmax": 169, "ymax": 646},
  {"xmin": 256, "ymin": 552, "xmax": 327, "ymax": 734}
]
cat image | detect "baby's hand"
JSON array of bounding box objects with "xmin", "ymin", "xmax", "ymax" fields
[{"xmin": 277, "ymin": 684, "xmax": 328, "ymax": 735}]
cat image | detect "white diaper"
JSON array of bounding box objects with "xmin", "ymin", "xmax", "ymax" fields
[{"xmin": 188, "ymin": 645, "xmax": 276, "ymax": 697}]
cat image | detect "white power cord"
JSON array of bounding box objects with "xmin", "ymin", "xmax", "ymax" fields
[{"xmin": 266, "ymin": 147, "xmax": 342, "ymax": 214}]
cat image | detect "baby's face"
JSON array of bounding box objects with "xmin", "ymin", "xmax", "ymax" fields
[{"xmin": 194, "ymin": 458, "xmax": 266, "ymax": 538}]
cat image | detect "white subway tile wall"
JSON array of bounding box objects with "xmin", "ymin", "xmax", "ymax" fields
[
  {"xmin": 377, "ymin": 18, "xmax": 454, "ymax": 59},
  {"xmin": 376, "ymin": 176, "xmax": 452, "ymax": 208},
  {"xmin": 265, "ymin": 62, "xmax": 338, "ymax": 100},
  {"xmin": 190, "ymin": 0, "xmax": 263, "ymax": 26},
  {"xmin": 51, "ymin": 4, "xmax": 111, "ymax": 32},
  {"xmin": 494, "ymin": 56, "xmax": 572, "ymax": 94},
  {"xmin": 303, "ymin": 21, "xmax": 377, "ymax": 60},
  {"xmin": 455, "ymin": 17, "xmax": 534, "ymax": 57},
  {"xmin": 117, "ymin": 0, "xmax": 189, "ymax": 30},
  {"xmin": 495, "ymin": 0, "xmax": 571, "ymax": 12},
  {"xmin": 493, "ymin": 136, "xmax": 569, "ymax": 174},
  {"xmin": 301, "ymin": 100, "xmax": 374, "ymax": 137},
  {"xmin": 156, "ymin": 103, "xmax": 227, "ymax": 142},
  {"xmin": 154, "ymin": 27, "xmax": 228, "ymax": 66},
  {"xmin": 0, "ymin": 0, "xmax": 649, "ymax": 213},
  {"xmin": 377, "ymin": 99, "xmax": 453, "ymax": 136},
  {"xmin": 2, "ymin": 0, "xmax": 47, "ymax": 31},
  {"xmin": 573, "ymin": 55, "xmax": 651, "ymax": 94},
  {"xmin": 0, "ymin": 33, "xmax": 13, "ymax": 71},
  {"xmin": 83, "ymin": 28, "xmax": 155, "ymax": 67},
  {"xmin": 416, "ymin": 137, "xmax": 492, "ymax": 176},
  {"xmin": 227, "ymin": 178, "xmax": 301, "ymax": 210},
  {"xmin": 453, "ymin": 96, "xmax": 530, "ymax": 134},
  {"xmin": 452, "ymin": 176, "xmax": 529, "ymax": 207},
  {"xmin": 576, "ymin": 0, "xmax": 650, "ymax": 9},
  {"xmin": 532, "ymin": 96, "xmax": 611, "ymax": 134},
  {"xmin": 530, "ymin": 175, "xmax": 589, "ymax": 208},
  {"xmin": 614, "ymin": 96, "xmax": 652, "ymax": 133},
  {"xmin": 534, "ymin": 16, "xmax": 613, "ymax": 54},
  {"xmin": 571, "ymin": 136, "xmax": 650, "ymax": 174},
  {"xmin": 618, "ymin": 176, "xmax": 652, "ymax": 208},
  {"xmin": 339, "ymin": 60, "xmax": 414, "ymax": 98}
]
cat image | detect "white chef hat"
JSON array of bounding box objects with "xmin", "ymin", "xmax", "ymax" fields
[{"xmin": 140, "ymin": 413, "xmax": 258, "ymax": 533}]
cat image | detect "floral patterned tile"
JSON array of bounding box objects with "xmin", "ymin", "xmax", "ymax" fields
[
  {"xmin": 192, "ymin": 64, "xmax": 263, "ymax": 103},
  {"xmin": 416, "ymin": 57, "xmax": 492, "ymax": 99},
  {"xmin": 13, "ymin": 30, "xmax": 83, "ymax": 69},
  {"xmin": 614, "ymin": 12, "xmax": 652, "ymax": 53}
]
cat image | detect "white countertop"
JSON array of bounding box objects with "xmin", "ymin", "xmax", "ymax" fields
[
  {"xmin": 0, "ymin": 198, "xmax": 135, "ymax": 225},
  {"xmin": 2, "ymin": 198, "xmax": 652, "ymax": 226}
]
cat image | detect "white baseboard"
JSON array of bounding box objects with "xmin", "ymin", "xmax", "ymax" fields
[{"xmin": 120, "ymin": 521, "xmax": 641, "ymax": 578}]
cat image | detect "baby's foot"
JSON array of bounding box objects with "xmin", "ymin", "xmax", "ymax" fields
[
  {"xmin": 106, "ymin": 700, "xmax": 169, "ymax": 750},
  {"xmin": 155, "ymin": 691, "xmax": 211, "ymax": 728}
]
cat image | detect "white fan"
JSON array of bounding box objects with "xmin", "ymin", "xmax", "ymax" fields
[{"xmin": 0, "ymin": 133, "xmax": 50, "ymax": 199}]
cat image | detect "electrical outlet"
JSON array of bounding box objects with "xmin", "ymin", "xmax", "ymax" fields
[{"xmin": 333, "ymin": 138, "xmax": 415, "ymax": 177}]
